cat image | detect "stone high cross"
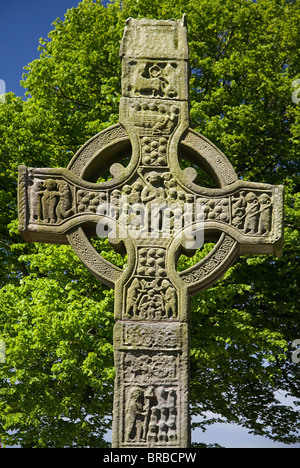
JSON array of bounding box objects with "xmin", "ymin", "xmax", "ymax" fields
[{"xmin": 18, "ymin": 17, "xmax": 284, "ymax": 448}]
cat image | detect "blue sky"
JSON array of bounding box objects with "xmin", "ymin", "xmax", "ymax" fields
[
  {"xmin": 0, "ymin": 0, "xmax": 84, "ymax": 97},
  {"xmin": 1, "ymin": 0, "xmax": 299, "ymax": 449}
]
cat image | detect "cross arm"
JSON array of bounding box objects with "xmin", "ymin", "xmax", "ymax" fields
[
  {"xmin": 18, "ymin": 165, "xmax": 115, "ymax": 244},
  {"xmin": 180, "ymin": 179, "xmax": 284, "ymax": 257},
  {"xmin": 166, "ymin": 179, "xmax": 284, "ymax": 297},
  {"xmin": 18, "ymin": 164, "xmax": 126, "ymax": 288}
]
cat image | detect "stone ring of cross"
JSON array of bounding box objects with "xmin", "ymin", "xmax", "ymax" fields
[
  {"xmin": 63, "ymin": 121, "xmax": 272, "ymax": 295},
  {"xmin": 18, "ymin": 16, "xmax": 284, "ymax": 448}
]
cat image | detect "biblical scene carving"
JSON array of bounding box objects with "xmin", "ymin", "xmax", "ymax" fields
[
  {"xmin": 31, "ymin": 178, "xmax": 74, "ymax": 224},
  {"xmin": 232, "ymin": 191, "xmax": 272, "ymax": 235},
  {"xmin": 129, "ymin": 101, "xmax": 179, "ymax": 136},
  {"xmin": 121, "ymin": 323, "xmax": 181, "ymax": 350},
  {"xmin": 126, "ymin": 60, "xmax": 179, "ymax": 99},
  {"xmin": 197, "ymin": 190, "xmax": 273, "ymax": 235},
  {"xmin": 124, "ymin": 385, "xmax": 178, "ymax": 445},
  {"xmin": 105, "ymin": 171, "xmax": 196, "ymax": 240},
  {"xmin": 125, "ymin": 277, "xmax": 177, "ymax": 320},
  {"xmin": 128, "ymin": 170, "xmax": 195, "ymax": 236},
  {"xmin": 124, "ymin": 352, "xmax": 178, "ymax": 383},
  {"xmin": 29, "ymin": 174, "xmax": 274, "ymax": 242}
]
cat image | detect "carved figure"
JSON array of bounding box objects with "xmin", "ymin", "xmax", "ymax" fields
[
  {"xmin": 131, "ymin": 101, "xmax": 179, "ymax": 136},
  {"xmin": 40, "ymin": 179, "xmax": 60, "ymax": 223},
  {"xmin": 110, "ymin": 189, "xmax": 122, "ymax": 219},
  {"xmin": 124, "ymin": 384, "xmax": 178, "ymax": 444},
  {"xmin": 163, "ymin": 172, "xmax": 176, "ymax": 190},
  {"xmin": 56, "ymin": 181, "xmax": 73, "ymax": 221},
  {"xmin": 163, "ymin": 63, "xmax": 178, "ymax": 98},
  {"xmin": 162, "ymin": 280, "xmax": 177, "ymax": 319},
  {"xmin": 126, "ymin": 278, "xmax": 141, "ymax": 318},
  {"xmin": 244, "ymin": 192, "xmax": 260, "ymax": 234},
  {"xmin": 258, "ymin": 193, "xmax": 272, "ymax": 234},
  {"xmin": 140, "ymin": 289, "xmax": 164, "ymax": 319},
  {"xmin": 134, "ymin": 63, "xmax": 163, "ymax": 97},
  {"xmin": 130, "ymin": 182, "xmax": 143, "ymax": 203},
  {"xmin": 140, "ymin": 171, "xmax": 166, "ymax": 232},
  {"xmin": 125, "ymin": 387, "xmax": 146, "ymax": 442},
  {"xmin": 134, "ymin": 62, "xmax": 178, "ymax": 99},
  {"xmin": 153, "ymin": 104, "xmax": 179, "ymax": 134},
  {"xmin": 141, "ymin": 171, "xmax": 166, "ymax": 204},
  {"xmin": 232, "ymin": 195, "xmax": 246, "ymax": 229},
  {"xmin": 124, "ymin": 277, "xmax": 177, "ymax": 321}
]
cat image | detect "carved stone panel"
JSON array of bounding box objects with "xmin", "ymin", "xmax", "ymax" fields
[
  {"xmin": 119, "ymin": 322, "xmax": 183, "ymax": 350},
  {"xmin": 114, "ymin": 322, "xmax": 186, "ymax": 351},
  {"xmin": 127, "ymin": 99, "xmax": 180, "ymax": 137},
  {"xmin": 122, "ymin": 60, "xmax": 184, "ymax": 100},
  {"xmin": 29, "ymin": 177, "xmax": 75, "ymax": 225},
  {"xmin": 123, "ymin": 351, "xmax": 178, "ymax": 383},
  {"xmin": 124, "ymin": 277, "xmax": 177, "ymax": 320},
  {"xmin": 123, "ymin": 384, "xmax": 179, "ymax": 446},
  {"xmin": 113, "ymin": 321, "xmax": 190, "ymax": 447},
  {"xmin": 197, "ymin": 188, "xmax": 274, "ymax": 236}
]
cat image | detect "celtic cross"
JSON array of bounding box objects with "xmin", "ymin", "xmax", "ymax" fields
[{"xmin": 18, "ymin": 17, "xmax": 284, "ymax": 448}]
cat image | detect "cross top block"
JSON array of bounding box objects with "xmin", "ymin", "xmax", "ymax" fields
[{"xmin": 18, "ymin": 16, "xmax": 284, "ymax": 448}]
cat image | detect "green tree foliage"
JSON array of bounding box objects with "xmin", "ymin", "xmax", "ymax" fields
[{"xmin": 0, "ymin": 0, "xmax": 299, "ymax": 447}]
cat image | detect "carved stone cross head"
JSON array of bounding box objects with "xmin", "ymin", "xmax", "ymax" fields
[{"xmin": 18, "ymin": 16, "xmax": 284, "ymax": 448}]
